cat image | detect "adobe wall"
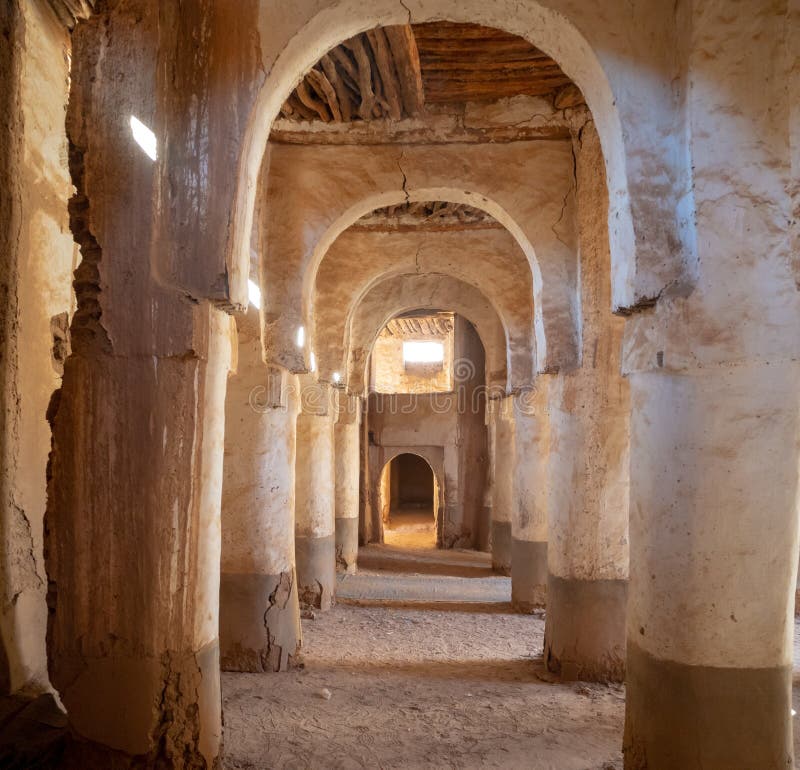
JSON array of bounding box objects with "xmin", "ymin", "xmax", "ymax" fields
[{"xmin": 0, "ymin": 0, "xmax": 74, "ymax": 696}]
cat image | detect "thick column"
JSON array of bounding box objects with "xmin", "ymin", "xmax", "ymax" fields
[
  {"xmin": 295, "ymin": 378, "xmax": 336, "ymax": 609},
  {"xmin": 220, "ymin": 321, "xmax": 301, "ymax": 672},
  {"xmin": 47, "ymin": 304, "xmax": 233, "ymax": 766},
  {"xmin": 334, "ymin": 393, "xmax": 361, "ymax": 573},
  {"xmin": 489, "ymin": 397, "xmax": 514, "ymax": 574},
  {"xmin": 511, "ymin": 388, "xmax": 549, "ymax": 611},
  {"xmin": 623, "ymin": 366, "xmax": 799, "ymax": 768},
  {"xmin": 543, "ymin": 121, "xmax": 629, "ymax": 682}
]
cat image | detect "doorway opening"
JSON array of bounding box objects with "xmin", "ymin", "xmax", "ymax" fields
[{"xmin": 380, "ymin": 453, "xmax": 439, "ymax": 549}]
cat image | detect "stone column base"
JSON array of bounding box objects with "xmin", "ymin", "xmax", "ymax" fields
[
  {"xmin": 623, "ymin": 640, "xmax": 792, "ymax": 769},
  {"xmin": 544, "ymin": 574, "xmax": 626, "ymax": 682},
  {"xmin": 295, "ymin": 535, "xmax": 335, "ymax": 610},
  {"xmin": 335, "ymin": 517, "xmax": 358, "ymax": 574},
  {"xmin": 511, "ymin": 538, "xmax": 547, "ymax": 611},
  {"xmin": 219, "ymin": 571, "xmax": 300, "ymax": 672},
  {"xmin": 490, "ymin": 520, "xmax": 512, "ymax": 574}
]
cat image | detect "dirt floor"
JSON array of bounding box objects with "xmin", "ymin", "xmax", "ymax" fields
[
  {"xmin": 221, "ymin": 539, "xmax": 625, "ymax": 769},
  {"xmin": 221, "ymin": 533, "xmax": 800, "ymax": 769},
  {"xmin": 383, "ymin": 506, "xmax": 437, "ymax": 550}
]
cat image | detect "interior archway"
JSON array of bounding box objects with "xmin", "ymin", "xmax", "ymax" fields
[
  {"xmin": 311, "ymin": 205, "xmax": 535, "ymax": 393},
  {"xmin": 379, "ymin": 452, "xmax": 440, "ymax": 549},
  {"xmin": 228, "ymin": 0, "xmax": 663, "ymax": 316}
]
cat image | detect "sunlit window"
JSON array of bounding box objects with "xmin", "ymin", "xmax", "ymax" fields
[
  {"xmin": 129, "ymin": 115, "xmax": 157, "ymax": 161},
  {"xmin": 403, "ymin": 341, "xmax": 444, "ymax": 365},
  {"xmin": 247, "ymin": 279, "xmax": 261, "ymax": 309}
]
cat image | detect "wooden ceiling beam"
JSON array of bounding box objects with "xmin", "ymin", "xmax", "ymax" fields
[
  {"xmin": 277, "ymin": 21, "xmax": 572, "ymax": 125},
  {"xmin": 320, "ymin": 55, "xmax": 353, "ymax": 122},
  {"xmin": 307, "ymin": 68, "xmax": 343, "ymax": 122},
  {"xmin": 385, "ymin": 25, "xmax": 425, "ymax": 117},
  {"xmin": 342, "ymin": 36, "xmax": 377, "ymax": 120},
  {"xmin": 366, "ymin": 28, "xmax": 404, "ymax": 121}
]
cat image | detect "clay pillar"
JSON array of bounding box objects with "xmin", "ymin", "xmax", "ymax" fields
[
  {"xmin": 623, "ymin": 365, "xmax": 799, "ymax": 767},
  {"xmin": 42, "ymin": 2, "xmax": 246, "ymax": 762},
  {"xmin": 295, "ymin": 378, "xmax": 336, "ymax": 609},
  {"xmin": 543, "ymin": 121, "xmax": 629, "ymax": 681},
  {"xmin": 334, "ymin": 392, "xmax": 361, "ymax": 573},
  {"xmin": 220, "ymin": 319, "xmax": 301, "ymax": 672},
  {"xmin": 489, "ymin": 397, "xmax": 514, "ymax": 574},
  {"xmin": 47, "ymin": 304, "xmax": 233, "ymax": 766},
  {"xmin": 511, "ymin": 386, "xmax": 550, "ymax": 611}
]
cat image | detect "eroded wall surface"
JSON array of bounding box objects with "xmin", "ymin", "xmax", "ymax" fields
[{"xmin": 0, "ymin": 0, "xmax": 74, "ymax": 696}]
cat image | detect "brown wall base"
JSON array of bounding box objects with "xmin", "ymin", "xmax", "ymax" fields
[
  {"xmin": 510, "ymin": 538, "xmax": 547, "ymax": 611},
  {"xmin": 219, "ymin": 571, "xmax": 300, "ymax": 673},
  {"xmin": 491, "ymin": 520, "xmax": 512, "ymax": 574},
  {"xmin": 335, "ymin": 517, "xmax": 358, "ymax": 573},
  {"xmin": 544, "ymin": 574, "xmax": 626, "ymax": 682},
  {"xmin": 623, "ymin": 640, "xmax": 793, "ymax": 769},
  {"xmin": 295, "ymin": 534, "xmax": 336, "ymax": 610},
  {"xmin": 54, "ymin": 640, "xmax": 221, "ymax": 767}
]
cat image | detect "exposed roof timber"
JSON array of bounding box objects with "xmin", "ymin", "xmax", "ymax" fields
[
  {"xmin": 279, "ymin": 22, "xmax": 575, "ymax": 123},
  {"xmin": 385, "ymin": 313, "xmax": 454, "ymax": 338},
  {"xmin": 353, "ymin": 201, "xmax": 503, "ymax": 231}
]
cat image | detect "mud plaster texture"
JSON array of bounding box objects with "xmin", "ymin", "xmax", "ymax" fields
[{"xmin": 0, "ymin": 0, "xmax": 74, "ymax": 696}]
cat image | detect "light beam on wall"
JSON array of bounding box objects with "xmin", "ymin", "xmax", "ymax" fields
[
  {"xmin": 129, "ymin": 115, "xmax": 157, "ymax": 161},
  {"xmin": 332, "ymin": 372, "xmax": 341, "ymax": 384},
  {"xmin": 403, "ymin": 340, "xmax": 444, "ymax": 364},
  {"xmin": 247, "ymin": 279, "xmax": 261, "ymax": 309},
  {"xmin": 310, "ymin": 352, "xmax": 317, "ymax": 372},
  {"xmin": 296, "ymin": 326, "xmax": 305, "ymax": 348}
]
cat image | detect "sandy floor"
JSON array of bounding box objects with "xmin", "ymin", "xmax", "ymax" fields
[
  {"xmin": 221, "ymin": 542, "xmax": 800, "ymax": 769},
  {"xmin": 222, "ymin": 543, "xmax": 624, "ymax": 769}
]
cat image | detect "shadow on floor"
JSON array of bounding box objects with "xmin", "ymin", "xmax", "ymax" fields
[
  {"xmin": 357, "ymin": 543, "xmax": 495, "ymax": 578},
  {"xmin": 304, "ymin": 656, "xmax": 551, "ymax": 683},
  {"xmin": 338, "ymin": 598, "xmax": 518, "ymax": 614}
]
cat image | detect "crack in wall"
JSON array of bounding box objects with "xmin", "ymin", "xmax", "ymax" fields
[
  {"xmin": 398, "ymin": 0, "xmax": 412, "ymax": 25},
  {"xmin": 549, "ymin": 138, "xmax": 578, "ymax": 253},
  {"xmin": 397, "ymin": 149, "xmax": 410, "ymax": 205}
]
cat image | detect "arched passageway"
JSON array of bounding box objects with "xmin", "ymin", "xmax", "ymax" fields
[
  {"xmin": 4, "ymin": 3, "xmax": 798, "ymax": 769},
  {"xmin": 380, "ymin": 453, "xmax": 438, "ymax": 549}
]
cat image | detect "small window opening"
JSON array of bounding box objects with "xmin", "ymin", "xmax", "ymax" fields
[{"xmin": 402, "ymin": 340, "xmax": 444, "ymax": 366}]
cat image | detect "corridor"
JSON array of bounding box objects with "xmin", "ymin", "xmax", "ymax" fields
[{"xmin": 221, "ymin": 546, "xmax": 626, "ymax": 769}]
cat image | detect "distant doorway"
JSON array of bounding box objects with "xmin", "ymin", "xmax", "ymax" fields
[{"xmin": 381, "ymin": 453, "xmax": 438, "ymax": 549}]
